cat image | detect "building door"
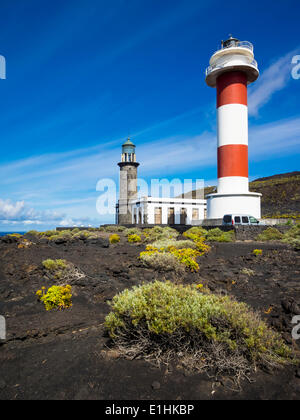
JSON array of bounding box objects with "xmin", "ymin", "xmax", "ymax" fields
[
  {"xmin": 180, "ymin": 208, "xmax": 187, "ymax": 224},
  {"xmin": 155, "ymin": 207, "xmax": 162, "ymax": 225},
  {"xmin": 168, "ymin": 208, "xmax": 175, "ymax": 225},
  {"xmin": 192, "ymin": 208, "xmax": 199, "ymax": 221},
  {"xmin": 134, "ymin": 208, "xmax": 137, "ymax": 224}
]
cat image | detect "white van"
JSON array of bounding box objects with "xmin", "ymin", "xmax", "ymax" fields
[{"xmin": 222, "ymin": 214, "xmax": 260, "ymax": 226}]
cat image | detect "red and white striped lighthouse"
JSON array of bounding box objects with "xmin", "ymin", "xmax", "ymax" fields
[{"xmin": 205, "ymin": 36, "xmax": 262, "ymax": 219}]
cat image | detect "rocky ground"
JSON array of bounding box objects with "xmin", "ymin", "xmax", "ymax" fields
[{"xmin": 0, "ymin": 233, "xmax": 300, "ymax": 400}]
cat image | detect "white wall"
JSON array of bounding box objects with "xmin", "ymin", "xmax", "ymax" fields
[{"xmin": 207, "ymin": 193, "xmax": 261, "ymax": 219}]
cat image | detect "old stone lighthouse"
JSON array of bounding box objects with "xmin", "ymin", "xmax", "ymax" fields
[
  {"xmin": 116, "ymin": 138, "xmax": 140, "ymax": 224},
  {"xmin": 116, "ymin": 138, "xmax": 206, "ymax": 225}
]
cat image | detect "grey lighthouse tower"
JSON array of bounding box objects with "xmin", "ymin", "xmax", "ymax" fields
[{"xmin": 117, "ymin": 138, "xmax": 139, "ymax": 224}]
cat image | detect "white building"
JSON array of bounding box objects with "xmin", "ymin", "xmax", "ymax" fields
[
  {"xmin": 130, "ymin": 196, "xmax": 206, "ymax": 225},
  {"xmin": 116, "ymin": 139, "xmax": 206, "ymax": 225}
]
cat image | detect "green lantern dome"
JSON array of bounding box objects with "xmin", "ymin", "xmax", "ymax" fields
[
  {"xmin": 122, "ymin": 137, "xmax": 135, "ymax": 147},
  {"xmin": 122, "ymin": 137, "xmax": 135, "ymax": 154}
]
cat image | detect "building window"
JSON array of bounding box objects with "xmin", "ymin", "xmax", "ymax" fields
[
  {"xmin": 192, "ymin": 208, "xmax": 199, "ymax": 221},
  {"xmin": 168, "ymin": 208, "xmax": 175, "ymax": 225}
]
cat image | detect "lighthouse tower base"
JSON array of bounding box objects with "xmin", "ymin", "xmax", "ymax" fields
[{"xmin": 206, "ymin": 192, "xmax": 262, "ymax": 220}]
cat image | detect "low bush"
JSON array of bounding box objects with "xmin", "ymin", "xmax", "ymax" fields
[
  {"xmin": 49, "ymin": 230, "xmax": 73, "ymax": 242},
  {"xmin": 143, "ymin": 226, "xmax": 179, "ymax": 242},
  {"xmin": 285, "ymin": 238, "xmax": 300, "ymax": 251},
  {"xmin": 256, "ymin": 228, "xmax": 283, "ymax": 242},
  {"xmin": 36, "ymin": 285, "xmax": 72, "ymax": 311},
  {"xmin": 40, "ymin": 230, "xmax": 57, "ymax": 238},
  {"xmin": 103, "ymin": 225, "xmax": 127, "ymax": 233},
  {"xmin": 128, "ymin": 234, "xmax": 142, "ymax": 243},
  {"xmin": 36, "ymin": 229, "xmax": 100, "ymax": 242},
  {"xmin": 42, "ymin": 259, "xmax": 85, "ymax": 283},
  {"xmin": 183, "ymin": 227, "xmax": 207, "ymax": 241},
  {"xmin": 151, "ymin": 239, "xmax": 197, "ymax": 250},
  {"xmin": 169, "ymin": 247, "xmax": 200, "ymax": 272},
  {"xmin": 26, "ymin": 230, "xmax": 40, "ymax": 236},
  {"xmin": 73, "ymin": 230, "xmax": 97, "ymax": 240},
  {"xmin": 140, "ymin": 245, "xmax": 201, "ymax": 272},
  {"xmin": 205, "ymin": 228, "xmax": 235, "ymax": 243},
  {"xmin": 43, "ymin": 259, "xmax": 68, "ymax": 271},
  {"xmin": 124, "ymin": 227, "xmax": 143, "ymax": 238},
  {"xmin": 140, "ymin": 252, "xmax": 185, "ymax": 275},
  {"xmin": 253, "ymin": 249, "xmax": 263, "ymax": 256},
  {"xmin": 241, "ymin": 268, "xmax": 255, "ymax": 277},
  {"xmin": 182, "ymin": 228, "xmax": 211, "ymax": 254},
  {"xmin": 282, "ymin": 224, "xmax": 300, "ymax": 250},
  {"xmin": 184, "ymin": 227, "xmax": 234, "ymax": 244},
  {"xmin": 105, "ymin": 281, "xmax": 295, "ymax": 383},
  {"xmin": 109, "ymin": 234, "xmax": 121, "ymax": 244}
]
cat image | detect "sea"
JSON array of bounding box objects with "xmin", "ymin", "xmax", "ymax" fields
[{"xmin": 0, "ymin": 232, "xmax": 26, "ymax": 237}]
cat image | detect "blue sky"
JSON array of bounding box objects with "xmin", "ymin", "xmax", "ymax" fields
[{"xmin": 0, "ymin": 0, "xmax": 299, "ymax": 230}]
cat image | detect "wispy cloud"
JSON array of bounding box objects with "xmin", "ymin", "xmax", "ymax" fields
[
  {"xmin": 249, "ymin": 116, "xmax": 300, "ymax": 157},
  {"xmin": 0, "ymin": 198, "xmax": 96, "ymax": 227},
  {"xmin": 248, "ymin": 49, "xmax": 298, "ymax": 116},
  {"xmin": 1, "ymin": 115, "xmax": 299, "ymax": 198}
]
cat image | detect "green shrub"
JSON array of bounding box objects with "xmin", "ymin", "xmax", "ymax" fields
[
  {"xmin": 151, "ymin": 239, "xmax": 197, "ymax": 250},
  {"xmin": 42, "ymin": 259, "xmax": 84, "ymax": 282},
  {"xmin": 124, "ymin": 227, "xmax": 143, "ymax": 237},
  {"xmin": 104, "ymin": 225, "xmax": 126, "ymax": 233},
  {"xmin": 40, "ymin": 230, "xmax": 57, "ymax": 237},
  {"xmin": 143, "ymin": 226, "xmax": 179, "ymax": 242},
  {"xmin": 182, "ymin": 228, "xmax": 211, "ymax": 254},
  {"xmin": 183, "ymin": 227, "xmax": 207, "ymax": 240},
  {"xmin": 256, "ymin": 228, "xmax": 283, "ymax": 241},
  {"xmin": 43, "ymin": 259, "xmax": 68, "ymax": 271},
  {"xmin": 53, "ymin": 231, "xmax": 73, "ymax": 241},
  {"xmin": 7, "ymin": 233, "xmax": 23, "ymax": 239},
  {"xmin": 109, "ymin": 234, "xmax": 120, "ymax": 244},
  {"xmin": 286, "ymin": 238, "xmax": 300, "ymax": 250},
  {"xmin": 128, "ymin": 234, "xmax": 142, "ymax": 243},
  {"xmin": 205, "ymin": 228, "xmax": 235, "ymax": 242},
  {"xmin": 169, "ymin": 247, "xmax": 200, "ymax": 271},
  {"xmin": 36, "ymin": 285, "xmax": 72, "ymax": 311},
  {"xmin": 139, "ymin": 252, "xmax": 185, "ymax": 275},
  {"xmin": 105, "ymin": 281, "xmax": 295, "ymax": 381},
  {"xmin": 253, "ymin": 249, "xmax": 263, "ymax": 256},
  {"xmin": 26, "ymin": 230, "xmax": 40, "ymax": 236},
  {"xmin": 282, "ymin": 224, "xmax": 300, "ymax": 250},
  {"xmin": 140, "ymin": 245, "xmax": 201, "ymax": 272},
  {"xmin": 184, "ymin": 227, "xmax": 235, "ymax": 243},
  {"xmin": 73, "ymin": 230, "xmax": 97, "ymax": 240}
]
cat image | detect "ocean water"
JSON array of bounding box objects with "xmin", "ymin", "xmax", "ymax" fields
[{"xmin": 0, "ymin": 232, "xmax": 26, "ymax": 237}]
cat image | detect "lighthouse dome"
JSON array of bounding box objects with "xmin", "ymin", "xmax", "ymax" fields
[{"xmin": 122, "ymin": 138, "xmax": 135, "ymax": 154}]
